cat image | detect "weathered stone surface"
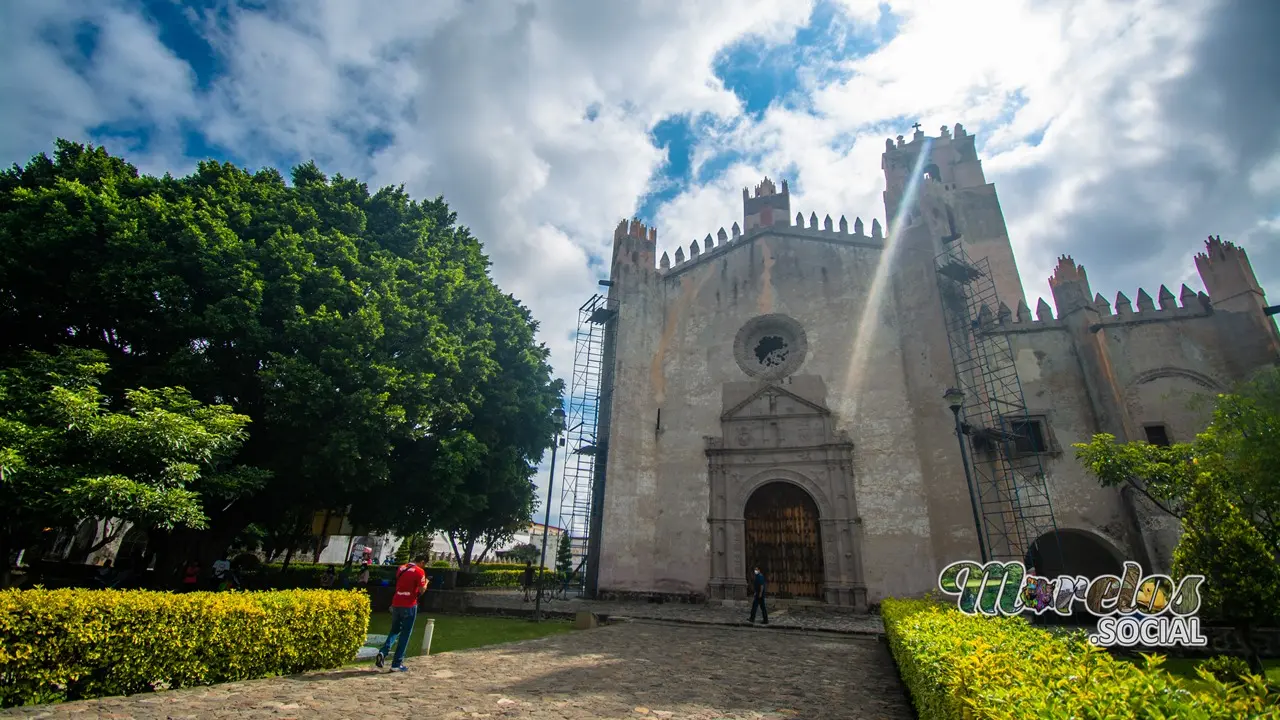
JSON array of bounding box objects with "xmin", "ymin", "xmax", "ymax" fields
[
  {"xmin": 466, "ymin": 590, "xmax": 886, "ymax": 635},
  {"xmin": 2, "ymin": 622, "xmax": 911, "ymax": 719},
  {"xmin": 602, "ymin": 125, "xmax": 1280, "ymax": 607}
]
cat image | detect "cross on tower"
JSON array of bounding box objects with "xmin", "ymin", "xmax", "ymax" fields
[{"xmin": 911, "ymin": 122, "xmax": 922, "ymax": 132}]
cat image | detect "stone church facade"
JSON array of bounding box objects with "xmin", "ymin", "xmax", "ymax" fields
[{"xmin": 590, "ymin": 123, "xmax": 1280, "ymax": 610}]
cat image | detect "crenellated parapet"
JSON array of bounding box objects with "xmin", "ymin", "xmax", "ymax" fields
[
  {"xmin": 611, "ymin": 217, "xmax": 658, "ymax": 277},
  {"xmin": 997, "ymin": 250, "xmax": 1219, "ymax": 335},
  {"xmin": 652, "ymin": 176, "xmax": 884, "ymax": 277}
]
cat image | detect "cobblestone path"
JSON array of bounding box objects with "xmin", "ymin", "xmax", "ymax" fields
[
  {"xmin": 4, "ymin": 621, "xmax": 913, "ymax": 719},
  {"xmin": 466, "ymin": 591, "xmax": 887, "ymax": 636}
]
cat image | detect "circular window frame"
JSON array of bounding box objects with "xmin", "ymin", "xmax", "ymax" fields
[{"xmin": 733, "ymin": 314, "xmax": 808, "ymax": 380}]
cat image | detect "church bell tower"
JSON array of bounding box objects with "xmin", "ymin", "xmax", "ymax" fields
[{"xmin": 882, "ymin": 123, "xmax": 1027, "ymax": 309}]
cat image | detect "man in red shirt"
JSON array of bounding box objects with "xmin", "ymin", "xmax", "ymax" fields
[{"xmin": 376, "ymin": 554, "xmax": 430, "ymax": 672}]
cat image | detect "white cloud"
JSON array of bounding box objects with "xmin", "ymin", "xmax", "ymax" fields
[{"xmin": 2, "ymin": 0, "xmax": 1278, "ymax": 524}]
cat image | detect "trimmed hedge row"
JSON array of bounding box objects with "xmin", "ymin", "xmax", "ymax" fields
[
  {"xmin": 0, "ymin": 588, "xmax": 369, "ymax": 708},
  {"xmin": 469, "ymin": 569, "xmax": 523, "ymax": 588},
  {"xmin": 881, "ymin": 597, "xmax": 1279, "ymax": 719}
]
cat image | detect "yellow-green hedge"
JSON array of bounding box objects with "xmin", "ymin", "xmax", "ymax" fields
[
  {"xmin": 881, "ymin": 598, "xmax": 1279, "ymax": 719},
  {"xmin": 0, "ymin": 588, "xmax": 370, "ymax": 708},
  {"xmin": 470, "ymin": 569, "xmax": 524, "ymax": 587}
]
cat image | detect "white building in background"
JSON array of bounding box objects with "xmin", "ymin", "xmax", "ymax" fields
[{"xmin": 315, "ymin": 522, "xmax": 564, "ymax": 569}]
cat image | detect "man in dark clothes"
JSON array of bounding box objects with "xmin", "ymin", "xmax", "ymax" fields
[
  {"xmin": 749, "ymin": 566, "xmax": 768, "ymax": 624},
  {"xmin": 522, "ymin": 560, "xmax": 535, "ymax": 602}
]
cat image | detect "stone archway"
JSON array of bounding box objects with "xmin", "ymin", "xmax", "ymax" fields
[
  {"xmin": 744, "ymin": 481, "xmax": 824, "ymax": 598},
  {"xmin": 705, "ymin": 376, "xmax": 867, "ymax": 609},
  {"xmin": 1025, "ymin": 528, "xmax": 1125, "ymax": 579}
]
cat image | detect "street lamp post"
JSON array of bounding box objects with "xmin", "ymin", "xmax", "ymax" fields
[
  {"xmin": 534, "ymin": 406, "xmax": 566, "ymax": 623},
  {"xmin": 944, "ymin": 388, "xmax": 989, "ymax": 563}
]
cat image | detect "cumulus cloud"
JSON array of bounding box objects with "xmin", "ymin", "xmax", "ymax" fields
[
  {"xmin": 2, "ymin": 0, "xmax": 1277, "ymax": 524},
  {"xmin": 652, "ymin": 0, "xmax": 1279, "ymax": 310}
]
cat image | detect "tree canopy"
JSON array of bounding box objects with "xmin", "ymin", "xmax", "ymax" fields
[
  {"xmin": 1074, "ymin": 366, "xmax": 1280, "ymax": 558},
  {"xmin": 0, "ymin": 347, "xmax": 253, "ymax": 574},
  {"xmin": 0, "ymin": 140, "xmax": 562, "ymax": 575},
  {"xmin": 1075, "ymin": 366, "xmax": 1280, "ymax": 671}
]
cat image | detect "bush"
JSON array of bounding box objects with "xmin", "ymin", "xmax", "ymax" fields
[
  {"xmin": 246, "ymin": 562, "xmax": 398, "ymax": 589},
  {"xmin": 881, "ymin": 598, "xmax": 1279, "ymax": 719},
  {"xmin": 430, "ymin": 560, "xmax": 452, "ymax": 568},
  {"xmin": 231, "ymin": 553, "xmax": 262, "ymax": 572},
  {"xmin": 0, "ymin": 588, "xmax": 369, "ymax": 708},
  {"xmin": 1200, "ymin": 655, "xmax": 1252, "ymax": 684},
  {"xmin": 469, "ymin": 569, "xmax": 523, "ymax": 588},
  {"xmin": 474, "ymin": 562, "xmax": 526, "ymax": 571}
]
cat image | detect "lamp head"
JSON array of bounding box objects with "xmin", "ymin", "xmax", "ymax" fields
[
  {"xmin": 943, "ymin": 387, "xmax": 965, "ymax": 412},
  {"xmin": 552, "ymin": 406, "xmax": 566, "ymax": 432}
]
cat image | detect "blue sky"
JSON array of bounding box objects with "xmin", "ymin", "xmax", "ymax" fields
[{"xmin": 3, "ymin": 0, "xmax": 1278, "ymax": 532}]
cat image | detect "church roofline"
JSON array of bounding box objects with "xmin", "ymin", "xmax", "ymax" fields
[{"xmin": 658, "ymin": 222, "xmax": 884, "ymax": 279}]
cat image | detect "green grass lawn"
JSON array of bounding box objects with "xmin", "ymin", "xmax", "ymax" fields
[{"xmin": 362, "ymin": 613, "xmax": 574, "ymax": 659}]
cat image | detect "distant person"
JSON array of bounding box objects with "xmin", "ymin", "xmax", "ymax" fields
[
  {"xmin": 319, "ymin": 567, "xmax": 336, "ymax": 588},
  {"xmin": 212, "ymin": 558, "xmax": 233, "ymax": 590},
  {"xmin": 376, "ymin": 554, "xmax": 430, "ymax": 672},
  {"xmin": 181, "ymin": 560, "xmax": 200, "ymax": 592},
  {"xmin": 95, "ymin": 559, "xmax": 115, "ymax": 588},
  {"xmin": 749, "ymin": 566, "xmax": 768, "ymax": 625},
  {"xmin": 357, "ymin": 562, "xmax": 371, "ymax": 585},
  {"xmin": 522, "ymin": 560, "xmax": 535, "ymax": 602}
]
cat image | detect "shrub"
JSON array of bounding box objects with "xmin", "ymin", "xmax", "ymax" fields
[
  {"xmin": 246, "ymin": 562, "xmax": 398, "ymax": 589},
  {"xmin": 475, "ymin": 561, "xmax": 526, "ymax": 571},
  {"xmin": 0, "ymin": 588, "xmax": 369, "ymax": 708},
  {"xmin": 430, "ymin": 560, "xmax": 452, "ymax": 568},
  {"xmin": 1200, "ymin": 655, "xmax": 1252, "ymax": 684},
  {"xmin": 881, "ymin": 598, "xmax": 1279, "ymax": 719},
  {"xmin": 231, "ymin": 553, "xmax": 262, "ymax": 572},
  {"xmin": 469, "ymin": 569, "xmax": 523, "ymax": 588}
]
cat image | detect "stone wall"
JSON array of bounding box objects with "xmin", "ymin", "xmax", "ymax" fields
[
  {"xmin": 595, "ymin": 128, "xmax": 1280, "ymax": 608},
  {"xmin": 598, "ymin": 218, "xmax": 945, "ymax": 603}
]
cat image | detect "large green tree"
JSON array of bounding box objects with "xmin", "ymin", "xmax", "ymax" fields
[
  {"xmin": 1074, "ymin": 366, "xmax": 1280, "ymax": 557},
  {"xmin": 1172, "ymin": 472, "xmax": 1280, "ymax": 674},
  {"xmin": 0, "ymin": 348, "xmax": 252, "ymax": 583},
  {"xmin": 1075, "ymin": 366, "xmax": 1280, "ymax": 670},
  {"xmin": 0, "ymin": 141, "xmax": 561, "ymax": 574}
]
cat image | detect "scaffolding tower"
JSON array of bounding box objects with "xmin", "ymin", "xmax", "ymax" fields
[
  {"xmin": 935, "ymin": 244, "xmax": 1062, "ymax": 568},
  {"xmin": 559, "ymin": 293, "xmax": 617, "ymax": 593}
]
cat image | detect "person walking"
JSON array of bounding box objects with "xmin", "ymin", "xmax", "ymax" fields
[
  {"xmin": 749, "ymin": 566, "xmax": 768, "ymax": 625},
  {"xmin": 376, "ymin": 554, "xmax": 430, "ymax": 672},
  {"xmin": 521, "ymin": 560, "xmax": 535, "ymax": 602}
]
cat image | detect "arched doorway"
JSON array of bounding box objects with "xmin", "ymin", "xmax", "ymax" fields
[
  {"xmin": 744, "ymin": 482, "xmax": 824, "ymax": 599},
  {"xmin": 1025, "ymin": 529, "xmax": 1125, "ymax": 625},
  {"xmin": 1026, "ymin": 528, "xmax": 1125, "ymax": 579}
]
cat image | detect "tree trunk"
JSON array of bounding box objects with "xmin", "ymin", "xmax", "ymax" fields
[
  {"xmin": 69, "ymin": 519, "xmax": 124, "ymax": 563},
  {"xmin": 461, "ymin": 536, "xmax": 477, "ymax": 572},
  {"xmin": 281, "ymin": 546, "xmax": 295, "ymax": 573},
  {"xmin": 343, "ymin": 535, "xmax": 356, "ymax": 570},
  {"xmin": 448, "ymin": 533, "xmax": 464, "ymax": 567}
]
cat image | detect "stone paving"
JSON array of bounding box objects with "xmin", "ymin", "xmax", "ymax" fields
[
  {"xmin": 465, "ymin": 591, "xmax": 887, "ymax": 636},
  {"xmin": 3, "ymin": 620, "xmax": 913, "ymax": 719}
]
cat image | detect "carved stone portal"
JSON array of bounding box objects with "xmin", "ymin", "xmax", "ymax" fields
[{"xmin": 705, "ymin": 375, "xmax": 868, "ymax": 610}]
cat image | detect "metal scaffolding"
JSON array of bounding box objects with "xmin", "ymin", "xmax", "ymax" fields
[
  {"xmin": 559, "ymin": 292, "xmax": 617, "ymax": 594},
  {"xmin": 935, "ymin": 244, "xmax": 1062, "ymax": 568}
]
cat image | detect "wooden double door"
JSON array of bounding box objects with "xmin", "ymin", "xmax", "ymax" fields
[{"xmin": 743, "ymin": 481, "xmax": 824, "ymax": 598}]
